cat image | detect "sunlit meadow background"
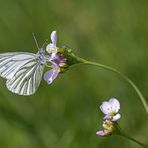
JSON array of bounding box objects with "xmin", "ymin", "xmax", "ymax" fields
[{"xmin": 0, "ymin": 0, "xmax": 147, "ymax": 148}]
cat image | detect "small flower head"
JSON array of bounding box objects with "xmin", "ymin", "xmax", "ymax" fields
[
  {"xmin": 96, "ymin": 98, "xmax": 121, "ymax": 137},
  {"xmin": 44, "ymin": 30, "xmax": 82, "ymax": 84},
  {"xmin": 44, "ymin": 31, "xmax": 69, "ymax": 84},
  {"xmin": 100, "ymin": 98, "xmax": 121, "ymax": 121}
]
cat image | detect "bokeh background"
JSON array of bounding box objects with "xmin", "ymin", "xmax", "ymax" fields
[{"xmin": 0, "ymin": 0, "xmax": 147, "ymax": 147}]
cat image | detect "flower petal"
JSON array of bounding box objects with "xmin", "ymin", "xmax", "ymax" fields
[
  {"xmin": 51, "ymin": 31, "xmax": 57, "ymax": 46},
  {"xmin": 46, "ymin": 43, "xmax": 57, "ymax": 54},
  {"xmin": 100, "ymin": 101, "xmax": 112, "ymax": 114},
  {"xmin": 109, "ymin": 98, "xmax": 120, "ymax": 113},
  {"xmin": 50, "ymin": 52, "xmax": 58, "ymax": 61},
  {"xmin": 46, "ymin": 31, "xmax": 57, "ymax": 54},
  {"xmin": 96, "ymin": 130, "xmax": 109, "ymax": 137},
  {"xmin": 104, "ymin": 114, "xmax": 111, "ymax": 120},
  {"xmin": 112, "ymin": 113, "xmax": 121, "ymax": 121},
  {"xmin": 44, "ymin": 67, "xmax": 60, "ymax": 84}
]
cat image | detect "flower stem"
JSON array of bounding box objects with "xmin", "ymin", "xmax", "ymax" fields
[
  {"xmin": 116, "ymin": 124, "xmax": 147, "ymax": 148},
  {"xmin": 119, "ymin": 133, "xmax": 147, "ymax": 148},
  {"xmin": 73, "ymin": 56, "xmax": 148, "ymax": 114}
]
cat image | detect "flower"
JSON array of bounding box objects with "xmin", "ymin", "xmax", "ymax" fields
[
  {"xmin": 100, "ymin": 98, "xmax": 121, "ymax": 121},
  {"xmin": 96, "ymin": 98, "xmax": 121, "ymax": 137},
  {"xmin": 44, "ymin": 30, "xmax": 83, "ymax": 84},
  {"xmin": 44, "ymin": 53, "xmax": 67, "ymax": 84},
  {"xmin": 44, "ymin": 31, "xmax": 67, "ymax": 84}
]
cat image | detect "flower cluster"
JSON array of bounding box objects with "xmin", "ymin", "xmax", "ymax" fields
[
  {"xmin": 44, "ymin": 31, "xmax": 67, "ymax": 84},
  {"xmin": 96, "ymin": 98, "xmax": 121, "ymax": 136},
  {"xmin": 44, "ymin": 30, "xmax": 81, "ymax": 84}
]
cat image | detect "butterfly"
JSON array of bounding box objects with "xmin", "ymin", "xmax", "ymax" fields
[
  {"xmin": 0, "ymin": 31, "xmax": 65, "ymax": 96},
  {"xmin": 0, "ymin": 48, "xmax": 47, "ymax": 96}
]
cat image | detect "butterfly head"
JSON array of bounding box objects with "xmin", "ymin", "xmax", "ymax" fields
[
  {"xmin": 37, "ymin": 48, "xmax": 47, "ymax": 64},
  {"xmin": 38, "ymin": 48, "xmax": 45, "ymax": 54}
]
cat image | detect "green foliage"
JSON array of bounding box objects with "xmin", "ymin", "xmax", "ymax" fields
[{"xmin": 0, "ymin": 0, "xmax": 147, "ymax": 147}]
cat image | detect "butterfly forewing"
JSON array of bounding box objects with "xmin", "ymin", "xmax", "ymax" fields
[
  {"xmin": 0, "ymin": 52, "xmax": 45, "ymax": 95},
  {"xmin": 0, "ymin": 53, "xmax": 37, "ymax": 79}
]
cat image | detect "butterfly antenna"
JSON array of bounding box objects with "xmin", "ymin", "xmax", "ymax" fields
[
  {"xmin": 32, "ymin": 33, "xmax": 40, "ymax": 49},
  {"xmin": 42, "ymin": 39, "xmax": 48, "ymax": 48}
]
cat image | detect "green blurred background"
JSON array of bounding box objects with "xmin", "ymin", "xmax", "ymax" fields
[{"xmin": 0, "ymin": 0, "xmax": 147, "ymax": 147}]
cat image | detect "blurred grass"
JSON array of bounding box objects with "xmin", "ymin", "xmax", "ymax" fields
[{"xmin": 0, "ymin": 0, "xmax": 148, "ymax": 147}]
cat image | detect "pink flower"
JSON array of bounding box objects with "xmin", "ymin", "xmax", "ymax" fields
[
  {"xmin": 96, "ymin": 98, "xmax": 121, "ymax": 137},
  {"xmin": 44, "ymin": 31, "xmax": 67, "ymax": 84},
  {"xmin": 100, "ymin": 98, "xmax": 121, "ymax": 121}
]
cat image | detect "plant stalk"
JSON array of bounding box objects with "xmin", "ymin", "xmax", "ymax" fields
[{"xmin": 73, "ymin": 56, "xmax": 148, "ymax": 114}]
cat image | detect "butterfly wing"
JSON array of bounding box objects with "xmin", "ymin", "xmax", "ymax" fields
[
  {"xmin": 0, "ymin": 52, "xmax": 45, "ymax": 95},
  {"xmin": 0, "ymin": 52, "xmax": 38, "ymax": 79}
]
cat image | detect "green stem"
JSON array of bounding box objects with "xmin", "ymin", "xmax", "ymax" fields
[
  {"xmin": 74, "ymin": 56, "xmax": 148, "ymax": 114},
  {"xmin": 116, "ymin": 124, "xmax": 147, "ymax": 148},
  {"xmin": 120, "ymin": 133, "xmax": 147, "ymax": 148}
]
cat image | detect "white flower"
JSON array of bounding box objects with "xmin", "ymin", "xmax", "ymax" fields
[
  {"xmin": 100, "ymin": 98, "xmax": 121, "ymax": 121},
  {"xmin": 46, "ymin": 31, "xmax": 58, "ymax": 54}
]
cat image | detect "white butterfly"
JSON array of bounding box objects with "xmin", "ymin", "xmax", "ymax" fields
[
  {"xmin": 0, "ymin": 31, "xmax": 66, "ymax": 96},
  {"xmin": 0, "ymin": 48, "xmax": 47, "ymax": 96}
]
